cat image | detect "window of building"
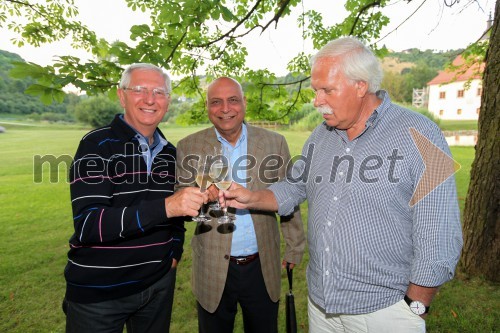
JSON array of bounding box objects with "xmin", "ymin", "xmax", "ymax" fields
[
  {"xmin": 476, "ymin": 108, "xmax": 480, "ymax": 114},
  {"xmin": 439, "ymin": 110, "xmax": 444, "ymax": 116},
  {"xmin": 457, "ymin": 109, "xmax": 462, "ymax": 115},
  {"xmin": 457, "ymin": 90, "xmax": 464, "ymax": 98},
  {"xmin": 439, "ymin": 91, "xmax": 446, "ymax": 99},
  {"xmin": 477, "ymin": 88, "xmax": 482, "ymax": 96}
]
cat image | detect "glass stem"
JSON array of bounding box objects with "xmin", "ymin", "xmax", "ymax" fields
[
  {"xmin": 222, "ymin": 193, "xmax": 228, "ymax": 217},
  {"xmin": 200, "ymin": 203, "xmax": 206, "ymax": 217}
]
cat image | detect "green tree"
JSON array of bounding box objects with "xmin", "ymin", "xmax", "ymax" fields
[
  {"xmin": 1, "ymin": 0, "xmax": 391, "ymax": 120},
  {"xmin": 405, "ymin": 62, "xmax": 438, "ymax": 92},
  {"xmin": 461, "ymin": 0, "xmax": 499, "ymax": 282},
  {"xmin": 381, "ymin": 70, "xmax": 409, "ymax": 102},
  {"xmin": 74, "ymin": 95, "xmax": 121, "ymax": 128}
]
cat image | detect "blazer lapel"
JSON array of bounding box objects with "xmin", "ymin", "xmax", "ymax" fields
[
  {"xmin": 200, "ymin": 127, "xmax": 219, "ymax": 156},
  {"xmin": 246, "ymin": 125, "xmax": 264, "ymax": 191}
]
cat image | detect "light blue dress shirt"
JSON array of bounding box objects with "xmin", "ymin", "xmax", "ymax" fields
[
  {"xmin": 215, "ymin": 124, "xmax": 259, "ymax": 256},
  {"xmin": 119, "ymin": 115, "xmax": 167, "ymax": 174}
]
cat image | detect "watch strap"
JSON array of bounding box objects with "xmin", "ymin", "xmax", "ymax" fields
[{"xmin": 404, "ymin": 295, "xmax": 430, "ymax": 314}]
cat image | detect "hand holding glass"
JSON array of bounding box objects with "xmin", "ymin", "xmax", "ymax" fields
[
  {"xmin": 208, "ymin": 149, "xmax": 226, "ymax": 211},
  {"xmin": 192, "ymin": 161, "xmax": 211, "ymax": 223}
]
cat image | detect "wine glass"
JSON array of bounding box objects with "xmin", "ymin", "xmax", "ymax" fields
[
  {"xmin": 192, "ymin": 159, "xmax": 211, "ymax": 223},
  {"xmin": 217, "ymin": 146, "xmax": 234, "ymax": 224},
  {"xmin": 208, "ymin": 146, "xmax": 225, "ymax": 211}
]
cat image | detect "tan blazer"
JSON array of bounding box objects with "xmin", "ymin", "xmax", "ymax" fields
[{"xmin": 176, "ymin": 125, "xmax": 305, "ymax": 313}]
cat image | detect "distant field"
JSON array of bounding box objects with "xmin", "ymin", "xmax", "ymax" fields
[
  {"xmin": 0, "ymin": 123, "xmax": 497, "ymax": 333},
  {"xmin": 381, "ymin": 56, "xmax": 415, "ymax": 74}
]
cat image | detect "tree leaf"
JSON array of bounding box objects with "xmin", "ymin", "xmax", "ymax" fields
[{"xmin": 220, "ymin": 6, "xmax": 235, "ymax": 22}]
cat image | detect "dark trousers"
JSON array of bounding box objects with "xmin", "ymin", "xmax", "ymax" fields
[
  {"xmin": 197, "ymin": 258, "xmax": 279, "ymax": 333},
  {"xmin": 64, "ymin": 267, "xmax": 176, "ymax": 333}
]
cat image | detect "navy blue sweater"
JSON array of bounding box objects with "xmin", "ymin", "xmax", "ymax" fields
[{"xmin": 65, "ymin": 115, "xmax": 185, "ymax": 303}]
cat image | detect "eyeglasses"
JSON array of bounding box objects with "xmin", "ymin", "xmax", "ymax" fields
[{"xmin": 123, "ymin": 86, "xmax": 169, "ymax": 98}]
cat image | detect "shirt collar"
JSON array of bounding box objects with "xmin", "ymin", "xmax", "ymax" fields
[
  {"xmin": 118, "ymin": 114, "xmax": 167, "ymax": 147},
  {"xmin": 369, "ymin": 90, "xmax": 391, "ymax": 128},
  {"xmin": 214, "ymin": 122, "xmax": 247, "ymax": 148}
]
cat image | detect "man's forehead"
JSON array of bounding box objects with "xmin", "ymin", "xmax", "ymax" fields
[
  {"xmin": 129, "ymin": 69, "xmax": 165, "ymax": 84},
  {"xmin": 208, "ymin": 94, "xmax": 241, "ymax": 100}
]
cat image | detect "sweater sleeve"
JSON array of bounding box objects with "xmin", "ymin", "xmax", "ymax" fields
[{"xmin": 168, "ymin": 216, "xmax": 186, "ymax": 262}]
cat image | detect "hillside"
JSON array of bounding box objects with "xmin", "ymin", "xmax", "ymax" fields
[
  {"xmin": 381, "ymin": 57, "xmax": 415, "ymax": 74},
  {"xmin": 378, "ymin": 48, "xmax": 461, "ymax": 103},
  {"xmin": 0, "ymin": 50, "xmax": 76, "ymax": 119}
]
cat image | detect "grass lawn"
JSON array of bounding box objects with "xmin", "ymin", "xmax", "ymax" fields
[
  {"xmin": 0, "ymin": 122, "xmax": 497, "ymax": 332},
  {"xmin": 440, "ymin": 120, "xmax": 478, "ymax": 132}
]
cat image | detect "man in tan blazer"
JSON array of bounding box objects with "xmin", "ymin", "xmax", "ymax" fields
[{"xmin": 176, "ymin": 77, "xmax": 305, "ymax": 333}]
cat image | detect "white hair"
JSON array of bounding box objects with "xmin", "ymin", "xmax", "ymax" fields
[
  {"xmin": 119, "ymin": 63, "xmax": 172, "ymax": 93},
  {"xmin": 311, "ymin": 36, "xmax": 383, "ymax": 93}
]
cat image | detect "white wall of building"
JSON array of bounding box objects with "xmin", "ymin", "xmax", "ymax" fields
[{"xmin": 427, "ymin": 79, "xmax": 482, "ymax": 120}]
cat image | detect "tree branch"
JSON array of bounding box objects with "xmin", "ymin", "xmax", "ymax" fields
[
  {"xmin": 260, "ymin": 0, "xmax": 293, "ymax": 32},
  {"xmin": 188, "ymin": 0, "xmax": 294, "ymax": 49},
  {"xmin": 165, "ymin": 30, "xmax": 188, "ymax": 64},
  {"xmin": 257, "ymin": 76, "xmax": 310, "ymax": 119},
  {"xmin": 5, "ymin": 0, "xmax": 59, "ymax": 26},
  {"xmin": 187, "ymin": 0, "xmax": 263, "ymax": 48},
  {"xmin": 375, "ymin": 0, "xmax": 428, "ymax": 44},
  {"xmin": 259, "ymin": 76, "xmax": 310, "ymax": 87},
  {"xmin": 349, "ymin": 1, "xmax": 381, "ymax": 35}
]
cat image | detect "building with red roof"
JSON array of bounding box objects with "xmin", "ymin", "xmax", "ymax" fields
[
  {"xmin": 426, "ymin": 55, "xmax": 484, "ymax": 120},
  {"xmin": 426, "ymin": 15, "xmax": 491, "ymax": 120}
]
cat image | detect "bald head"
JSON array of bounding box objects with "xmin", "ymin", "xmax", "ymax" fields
[
  {"xmin": 206, "ymin": 77, "xmax": 247, "ymax": 145},
  {"xmin": 206, "ymin": 77, "xmax": 244, "ymax": 101}
]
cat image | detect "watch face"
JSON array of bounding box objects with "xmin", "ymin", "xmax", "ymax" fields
[{"xmin": 409, "ymin": 300, "xmax": 426, "ymax": 315}]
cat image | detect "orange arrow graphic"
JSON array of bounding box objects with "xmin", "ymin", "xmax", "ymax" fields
[{"xmin": 409, "ymin": 128, "xmax": 461, "ymax": 207}]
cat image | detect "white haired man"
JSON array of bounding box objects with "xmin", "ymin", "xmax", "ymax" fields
[{"xmin": 223, "ymin": 37, "xmax": 463, "ymax": 332}]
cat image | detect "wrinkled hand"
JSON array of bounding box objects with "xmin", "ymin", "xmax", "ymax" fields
[
  {"xmin": 219, "ymin": 182, "xmax": 252, "ymax": 209},
  {"xmin": 206, "ymin": 184, "xmax": 219, "ymax": 202},
  {"xmin": 282, "ymin": 260, "xmax": 296, "ymax": 269},
  {"xmin": 165, "ymin": 187, "xmax": 209, "ymax": 217}
]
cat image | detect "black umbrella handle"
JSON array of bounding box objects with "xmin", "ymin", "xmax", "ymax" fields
[{"xmin": 286, "ymin": 262, "xmax": 293, "ymax": 292}]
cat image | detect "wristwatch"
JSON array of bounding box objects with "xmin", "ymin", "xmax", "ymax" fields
[{"xmin": 404, "ymin": 295, "xmax": 429, "ymax": 315}]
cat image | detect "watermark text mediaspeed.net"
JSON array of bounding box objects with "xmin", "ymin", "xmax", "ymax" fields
[{"xmin": 33, "ymin": 128, "xmax": 460, "ymax": 206}]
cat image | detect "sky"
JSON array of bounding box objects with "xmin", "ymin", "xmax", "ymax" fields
[{"xmin": 0, "ymin": 0, "xmax": 494, "ymax": 76}]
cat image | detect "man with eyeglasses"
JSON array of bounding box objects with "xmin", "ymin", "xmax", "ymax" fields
[{"xmin": 63, "ymin": 63, "xmax": 208, "ymax": 333}]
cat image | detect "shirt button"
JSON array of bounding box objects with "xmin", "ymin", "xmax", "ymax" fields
[
  {"xmin": 325, "ymin": 270, "xmax": 330, "ymax": 276},
  {"xmin": 346, "ymin": 148, "xmax": 351, "ymax": 152},
  {"xmin": 333, "ymin": 197, "xmax": 338, "ymax": 201},
  {"xmin": 339, "ymin": 171, "xmax": 344, "ymax": 176},
  {"xmin": 325, "ymin": 247, "xmax": 329, "ymax": 252},
  {"xmin": 327, "ymin": 221, "xmax": 332, "ymax": 226}
]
